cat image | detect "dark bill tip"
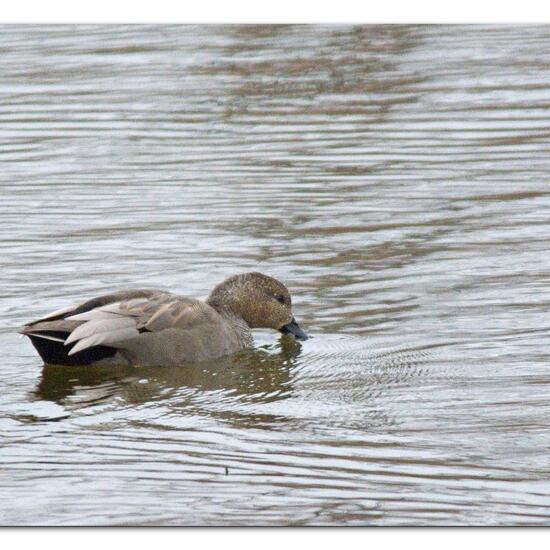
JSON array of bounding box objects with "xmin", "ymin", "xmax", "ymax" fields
[{"xmin": 279, "ymin": 317, "xmax": 308, "ymax": 341}]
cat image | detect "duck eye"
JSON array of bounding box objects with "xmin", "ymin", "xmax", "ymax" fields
[{"xmin": 275, "ymin": 294, "xmax": 286, "ymax": 305}]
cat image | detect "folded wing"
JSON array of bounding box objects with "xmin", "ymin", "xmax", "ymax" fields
[{"xmin": 21, "ymin": 289, "xmax": 216, "ymax": 360}]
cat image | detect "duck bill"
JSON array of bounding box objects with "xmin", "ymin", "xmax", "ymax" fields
[{"xmin": 279, "ymin": 317, "xmax": 308, "ymax": 341}]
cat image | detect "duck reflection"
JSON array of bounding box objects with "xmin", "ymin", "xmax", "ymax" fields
[{"xmin": 34, "ymin": 336, "xmax": 303, "ymax": 410}]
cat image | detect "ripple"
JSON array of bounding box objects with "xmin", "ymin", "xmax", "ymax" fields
[{"xmin": 3, "ymin": 24, "xmax": 550, "ymax": 525}]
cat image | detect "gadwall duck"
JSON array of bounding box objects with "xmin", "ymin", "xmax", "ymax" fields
[{"xmin": 20, "ymin": 272, "xmax": 307, "ymax": 367}]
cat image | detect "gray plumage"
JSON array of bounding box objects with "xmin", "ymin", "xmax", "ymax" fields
[{"xmin": 20, "ymin": 273, "xmax": 306, "ymax": 367}]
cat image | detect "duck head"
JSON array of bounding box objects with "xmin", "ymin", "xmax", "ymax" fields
[{"xmin": 207, "ymin": 272, "xmax": 308, "ymax": 341}]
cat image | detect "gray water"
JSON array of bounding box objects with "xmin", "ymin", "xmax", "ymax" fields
[{"xmin": 2, "ymin": 24, "xmax": 550, "ymax": 526}]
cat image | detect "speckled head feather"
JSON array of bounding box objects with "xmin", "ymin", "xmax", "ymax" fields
[{"xmin": 207, "ymin": 272, "xmax": 293, "ymax": 330}]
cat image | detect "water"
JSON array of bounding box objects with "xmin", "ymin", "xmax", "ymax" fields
[{"xmin": 2, "ymin": 24, "xmax": 550, "ymax": 526}]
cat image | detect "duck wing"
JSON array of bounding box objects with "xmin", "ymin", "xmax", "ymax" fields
[{"xmin": 21, "ymin": 289, "xmax": 216, "ymax": 357}]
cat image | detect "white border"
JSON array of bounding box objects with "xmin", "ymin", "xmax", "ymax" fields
[
  {"xmin": 1, "ymin": 0, "xmax": 550, "ymax": 23},
  {"xmin": 1, "ymin": 529, "xmax": 548, "ymax": 549}
]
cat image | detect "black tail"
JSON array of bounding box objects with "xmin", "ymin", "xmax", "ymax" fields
[{"xmin": 27, "ymin": 331, "xmax": 117, "ymax": 367}]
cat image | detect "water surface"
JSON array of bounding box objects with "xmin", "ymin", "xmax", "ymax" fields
[{"xmin": 2, "ymin": 24, "xmax": 550, "ymax": 525}]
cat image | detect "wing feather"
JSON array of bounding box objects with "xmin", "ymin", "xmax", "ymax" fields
[
  {"xmin": 25, "ymin": 304, "xmax": 79, "ymax": 326},
  {"xmin": 64, "ymin": 317, "xmax": 137, "ymax": 345},
  {"xmin": 24, "ymin": 289, "xmax": 219, "ymax": 359},
  {"xmin": 68, "ymin": 327, "xmax": 143, "ymax": 355}
]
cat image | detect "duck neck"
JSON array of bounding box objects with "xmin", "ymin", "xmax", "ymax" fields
[
  {"xmin": 208, "ymin": 299, "xmax": 243, "ymax": 323},
  {"xmin": 207, "ymin": 299, "xmax": 253, "ymax": 347}
]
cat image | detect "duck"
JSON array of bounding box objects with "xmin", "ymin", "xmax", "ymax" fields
[{"xmin": 20, "ymin": 272, "xmax": 308, "ymax": 367}]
